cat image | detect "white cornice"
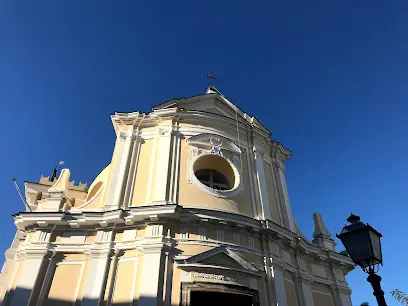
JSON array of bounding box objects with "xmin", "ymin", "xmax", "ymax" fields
[
  {"xmin": 112, "ymin": 108, "xmax": 270, "ymax": 139},
  {"xmin": 12, "ymin": 206, "xmax": 353, "ymax": 270},
  {"xmin": 271, "ymin": 141, "xmax": 291, "ymax": 162},
  {"xmin": 176, "ymin": 263, "xmax": 264, "ymax": 277}
]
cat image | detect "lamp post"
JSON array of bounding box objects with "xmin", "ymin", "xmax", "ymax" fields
[{"xmin": 336, "ymin": 214, "xmax": 387, "ymax": 306}]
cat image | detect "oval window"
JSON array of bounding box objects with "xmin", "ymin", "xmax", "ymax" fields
[{"xmin": 192, "ymin": 154, "xmax": 237, "ymax": 193}]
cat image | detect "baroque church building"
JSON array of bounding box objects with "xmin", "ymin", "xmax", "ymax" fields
[{"xmin": 0, "ymin": 87, "xmax": 354, "ymax": 306}]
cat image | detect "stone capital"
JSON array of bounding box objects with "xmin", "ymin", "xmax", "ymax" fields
[
  {"xmin": 84, "ymin": 248, "xmax": 113, "ymax": 259},
  {"xmin": 118, "ymin": 129, "xmax": 134, "ymax": 141},
  {"xmin": 273, "ymin": 159, "xmax": 286, "ymax": 172},
  {"xmin": 158, "ymin": 127, "xmax": 173, "ymax": 136}
]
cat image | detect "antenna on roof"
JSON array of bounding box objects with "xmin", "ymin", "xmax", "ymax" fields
[
  {"xmin": 12, "ymin": 179, "xmax": 32, "ymax": 212},
  {"xmin": 50, "ymin": 161, "xmax": 65, "ymax": 182}
]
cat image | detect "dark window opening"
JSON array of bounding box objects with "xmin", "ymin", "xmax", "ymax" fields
[
  {"xmin": 195, "ymin": 169, "xmax": 231, "ymax": 191},
  {"xmin": 190, "ymin": 291, "xmax": 253, "ymax": 306}
]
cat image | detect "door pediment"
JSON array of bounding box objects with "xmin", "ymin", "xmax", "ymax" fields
[{"xmin": 176, "ymin": 246, "xmax": 262, "ymax": 276}]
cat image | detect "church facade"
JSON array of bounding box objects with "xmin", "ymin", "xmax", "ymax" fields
[{"xmin": 0, "ymin": 87, "xmax": 354, "ymax": 306}]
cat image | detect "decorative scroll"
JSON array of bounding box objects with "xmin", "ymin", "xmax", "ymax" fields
[{"xmin": 210, "ymin": 137, "xmax": 223, "ymax": 156}]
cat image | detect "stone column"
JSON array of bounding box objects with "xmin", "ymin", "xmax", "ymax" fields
[
  {"xmin": 8, "ymin": 250, "xmax": 50, "ymax": 306},
  {"xmin": 253, "ymin": 148, "xmax": 272, "ymax": 220},
  {"xmin": 104, "ymin": 129, "xmax": 134, "ymax": 210},
  {"xmin": 150, "ymin": 127, "xmax": 173, "ymax": 204},
  {"xmin": 81, "ymin": 250, "xmax": 112, "ymax": 306}
]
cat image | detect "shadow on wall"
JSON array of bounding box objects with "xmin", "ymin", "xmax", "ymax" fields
[{"xmin": 2, "ymin": 287, "xmax": 169, "ymax": 306}]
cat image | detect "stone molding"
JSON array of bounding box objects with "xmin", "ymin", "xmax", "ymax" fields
[{"xmin": 12, "ymin": 206, "xmax": 354, "ymax": 274}]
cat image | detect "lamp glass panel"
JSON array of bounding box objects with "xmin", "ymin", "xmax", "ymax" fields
[
  {"xmin": 342, "ymin": 229, "xmax": 372, "ymax": 265},
  {"xmin": 369, "ymin": 230, "xmax": 382, "ymax": 263}
]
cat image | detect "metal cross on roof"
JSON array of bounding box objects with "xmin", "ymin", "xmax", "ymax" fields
[{"xmin": 205, "ymin": 73, "xmax": 217, "ymax": 87}]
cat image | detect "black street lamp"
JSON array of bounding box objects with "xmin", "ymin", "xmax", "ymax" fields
[{"xmin": 336, "ymin": 214, "xmax": 387, "ymax": 306}]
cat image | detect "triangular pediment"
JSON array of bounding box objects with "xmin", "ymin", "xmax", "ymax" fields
[
  {"xmin": 177, "ymin": 246, "xmax": 260, "ymax": 273},
  {"xmin": 199, "ymin": 253, "xmax": 244, "ymax": 269},
  {"xmin": 152, "ymin": 87, "xmax": 270, "ymax": 133}
]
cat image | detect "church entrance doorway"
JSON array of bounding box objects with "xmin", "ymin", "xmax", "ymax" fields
[
  {"xmin": 190, "ymin": 291, "xmax": 253, "ymax": 306},
  {"xmin": 181, "ymin": 283, "xmax": 259, "ymax": 306}
]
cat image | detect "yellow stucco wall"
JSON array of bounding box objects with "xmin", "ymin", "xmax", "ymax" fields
[
  {"xmin": 84, "ymin": 231, "xmax": 97, "ymax": 243},
  {"xmin": 130, "ymin": 139, "xmax": 153, "ymax": 206},
  {"xmin": 44, "ymin": 254, "xmax": 86, "ymax": 306},
  {"xmin": 284, "ymin": 278, "xmax": 299, "ymax": 306},
  {"xmin": 111, "ymin": 260, "xmax": 137, "ymax": 304},
  {"xmin": 79, "ymin": 164, "xmax": 111, "ymax": 210},
  {"xmin": 313, "ymin": 292, "xmax": 334, "ymax": 306},
  {"xmin": 100, "ymin": 136, "xmax": 125, "ymax": 208},
  {"xmin": 171, "ymin": 265, "xmax": 181, "ymax": 306},
  {"xmin": 175, "ymin": 244, "xmax": 214, "ymax": 256},
  {"xmin": 258, "ymin": 279, "xmax": 268, "ymax": 306},
  {"xmin": 312, "ymin": 283, "xmax": 334, "ymax": 306}
]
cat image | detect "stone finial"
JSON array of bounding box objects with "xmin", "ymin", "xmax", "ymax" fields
[
  {"xmin": 313, "ymin": 212, "xmax": 331, "ymax": 239},
  {"xmin": 312, "ymin": 212, "xmax": 336, "ymax": 251},
  {"xmin": 48, "ymin": 169, "xmax": 71, "ymax": 194}
]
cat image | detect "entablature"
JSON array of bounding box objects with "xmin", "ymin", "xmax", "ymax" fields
[{"xmin": 13, "ymin": 205, "xmax": 353, "ymax": 273}]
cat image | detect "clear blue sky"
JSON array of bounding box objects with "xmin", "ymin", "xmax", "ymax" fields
[{"xmin": 1, "ymin": 1, "xmax": 407, "ymax": 305}]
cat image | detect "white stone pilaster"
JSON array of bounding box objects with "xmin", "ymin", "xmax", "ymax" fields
[
  {"xmin": 171, "ymin": 132, "xmax": 181, "ymax": 204},
  {"xmin": 35, "ymin": 253, "xmax": 58, "ymax": 306},
  {"xmin": 9, "ymin": 252, "xmax": 48, "ymax": 306},
  {"xmin": 145, "ymin": 132, "xmax": 158, "ymax": 204},
  {"xmin": 151, "ymin": 128, "xmax": 172, "ymax": 204},
  {"xmin": 0, "ymin": 231, "xmax": 26, "ymax": 304},
  {"xmin": 123, "ymin": 131, "xmax": 142, "ymax": 209},
  {"xmin": 163, "ymin": 251, "xmax": 174, "ymax": 306},
  {"xmin": 139, "ymin": 251, "xmax": 163, "ymax": 306},
  {"xmin": 329, "ymin": 285, "xmax": 352, "ymax": 306},
  {"xmin": 246, "ymin": 149, "xmax": 259, "ymax": 219},
  {"xmin": 253, "ymin": 149, "xmax": 272, "ymax": 220},
  {"xmin": 276, "ymin": 162, "xmax": 296, "ymax": 232},
  {"xmin": 81, "ymin": 251, "xmax": 111, "ymax": 306},
  {"xmin": 262, "ymin": 256, "xmax": 273, "ymax": 306},
  {"xmin": 105, "ymin": 129, "xmax": 134, "ymax": 210},
  {"xmin": 339, "ymin": 293, "xmax": 352, "ymax": 306},
  {"xmin": 300, "ymin": 280, "xmax": 315, "ymax": 306},
  {"xmin": 273, "ymin": 268, "xmax": 288, "ymax": 306},
  {"xmin": 105, "ymin": 251, "xmax": 120, "ymax": 304},
  {"xmin": 269, "ymin": 162, "xmax": 285, "ymax": 225}
]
